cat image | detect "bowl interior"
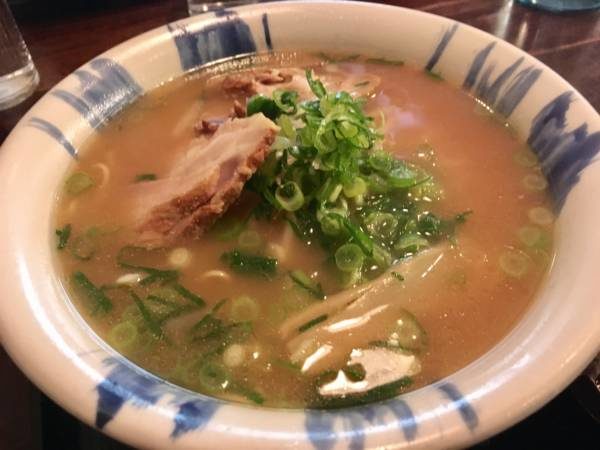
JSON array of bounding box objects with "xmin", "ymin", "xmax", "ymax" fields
[{"xmin": 0, "ymin": 2, "xmax": 599, "ymax": 449}]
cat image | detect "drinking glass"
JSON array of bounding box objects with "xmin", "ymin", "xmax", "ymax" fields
[
  {"xmin": 517, "ymin": 0, "xmax": 600, "ymax": 12},
  {"xmin": 0, "ymin": 0, "xmax": 39, "ymax": 110},
  {"xmin": 187, "ymin": 0, "xmax": 261, "ymax": 15}
]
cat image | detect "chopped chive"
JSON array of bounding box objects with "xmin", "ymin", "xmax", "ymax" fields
[
  {"xmin": 246, "ymin": 94, "xmax": 281, "ymax": 120},
  {"xmin": 425, "ymin": 70, "xmax": 443, "ymax": 81},
  {"xmin": 117, "ymin": 247, "xmax": 180, "ymax": 284},
  {"xmin": 139, "ymin": 268, "xmax": 179, "ymax": 286},
  {"xmin": 130, "ymin": 291, "xmax": 164, "ymax": 339},
  {"xmin": 335, "ymin": 243, "xmax": 365, "ymax": 272},
  {"xmin": 134, "ymin": 173, "xmax": 157, "ymax": 182},
  {"xmin": 337, "ymin": 215, "xmax": 374, "ymax": 257},
  {"xmin": 55, "ymin": 224, "xmax": 71, "ymax": 250},
  {"xmin": 272, "ymin": 358, "xmax": 301, "ymax": 372},
  {"xmin": 275, "ymin": 181, "xmax": 304, "ymax": 212},
  {"xmin": 146, "ymin": 295, "xmax": 180, "ymax": 308},
  {"xmin": 289, "ymin": 270, "xmax": 325, "ymax": 299},
  {"xmin": 298, "ymin": 314, "xmax": 328, "ymax": 333},
  {"xmin": 65, "ymin": 171, "xmax": 95, "ymax": 195},
  {"xmin": 522, "ymin": 173, "xmax": 548, "ymax": 191},
  {"xmin": 156, "ymin": 304, "xmax": 197, "ymax": 325},
  {"xmin": 316, "ymin": 52, "xmax": 360, "ymax": 63},
  {"xmin": 108, "ymin": 320, "xmax": 138, "ymax": 350},
  {"xmin": 221, "ymin": 249, "xmax": 277, "ymax": 278},
  {"xmin": 366, "ymin": 57, "xmax": 404, "ymax": 66},
  {"xmin": 391, "ymin": 271, "xmax": 404, "ymax": 282},
  {"xmin": 528, "ymin": 206, "xmax": 553, "ymax": 226},
  {"xmin": 229, "ymin": 296, "xmax": 260, "ymax": 322},
  {"xmin": 455, "ymin": 210, "xmax": 473, "ymax": 223},
  {"xmin": 391, "ymin": 310, "xmax": 428, "ymax": 351},
  {"xmin": 69, "ymin": 234, "xmax": 97, "ymax": 261},
  {"xmin": 499, "ymin": 249, "xmax": 531, "ymax": 278},
  {"xmin": 237, "ymin": 229, "xmax": 262, "ymax": 252},
  {"xmin": 72, "ymin": 271, "xmax": 112, "ymax": 314},
  {"xmin": 232, "ymin": 383, "xmax": 265, "ymax": 405},
  {"xmin": 172, "ymin": 283, "xmax": 206, "ymax": 308}
]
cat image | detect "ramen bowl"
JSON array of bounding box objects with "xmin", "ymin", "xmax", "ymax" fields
[{"xmin": 0, "ymin": 1, "xmax": 598, "ymax": 449}]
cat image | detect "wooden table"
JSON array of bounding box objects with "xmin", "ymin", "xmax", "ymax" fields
[{"xmin": 0, "ymin": 1, "xmax": 598, "ymax": 449}]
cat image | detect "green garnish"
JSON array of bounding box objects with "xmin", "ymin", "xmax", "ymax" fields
[
  {"xmin": 313, "ymin": 376, "xmax": 412, "ymax": 408},
  {"xmin": 230, "ymin": 382, "xmax": 265, "ymax": 405},
  {"xmin": 221, "ymin": 249, "xmax": 277, "ymax": 278},
  {"xmin": 275, "ymin": 181, "xmax": 304, "ymax": 211},
  {"xmin": 146, "ymin": 295, "xmax": 198, "ymax": 324},
  {"xmin": 172, "ymin": 283, "xmax": 206, "ymax": 308},
  {"xmin": 425, "ymin": 70, "xmax": 444, "ymax": 81},
  {"xmin": 246, "ymin": 70, "xmax": 468, "ymax": 281},
  {"xmin": 344, "ymin": 364, "xmax": 366, "ymax": 381},
  {"xmin": 273, "ymin": 90, "xmax": 299, "ymax": 115},
  {"xmin": 335, "ymin": 243, "xmax": 364, "ymax": 272},
  {"xmin": 117, "ymin": 247, "xmax": 179, "ymax": 285},
  {"xmin": 134, "ymin": 173, "xmax": 157, "ymax": 182},
  {"xmin": 55, "ymin": 224, "xmax": 71, "ymax": 250},
  {"xmin": 391, "ymin": 271, "xmax": 404, "ymax": 282},
  {"xmin": 298, "ymin": 314, "xmax": 328, "ymax": 332},
  {"xmin": 316, "ymin": 52, "xmax": 360, "ymax": 63},
  {"xmin": 229, "ymin": 296, "xmax": 260, "ymax": 322},
  {"xmin": 108, "ymin": 321, "xmax": 138, "ymax": 350},
  {"xmin": 130, "ymin": 290, "xmax": 164, "ymax": 340},
  {"xmin": 71, "ymin": 271, "xmax": 112, "ymax": 314},
  {"xmin": 69, "ymin": 234, "xmax": 97, "ymax": 260},
  {"xmin": 366, "ymin": 57, "xmax": 404, "ymax": 66},
  {"xmin": 211, "ymin": 214, "xmax": 249, "ymax": 241},
  {"xmin": 65, "ymin": 171, "xmax": 95, "ymax": 195},
  {"xmin": 272, "ymin": 358, "xmax": 301, "ymax": 372},
  {"xmin": 246, "ymin": 94, "xmax": 281, "ymax": 120},
  {"xmin": 289, "ymin": 270, "xmax": 324, "ymax": 299}
]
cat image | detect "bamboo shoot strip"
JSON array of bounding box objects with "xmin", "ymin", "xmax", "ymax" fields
[{"xmin": 279, "ymin": 246, "xmax": 446, "ymax": 339}]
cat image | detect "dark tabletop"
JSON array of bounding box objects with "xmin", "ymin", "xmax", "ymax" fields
[{"xmin": 0, "ymin": 1, "xmax": 599, "ymax": 449}]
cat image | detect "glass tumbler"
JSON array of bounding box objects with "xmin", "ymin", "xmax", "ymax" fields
[
  {"xmin": 187, "ymin": 0, "xmax": 261, "ymax": 15},
  {"xmin": 517, "ymin": 0, "xmax": 600, "ymax": 12},
  {"xmin": 0, "ymin": 0, "xmax": 39, "ymax": 110}
]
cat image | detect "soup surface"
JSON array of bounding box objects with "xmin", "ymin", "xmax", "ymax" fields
[{"xmin": 54, "ymin": 53, "xmax": 554, "ymax": 408}]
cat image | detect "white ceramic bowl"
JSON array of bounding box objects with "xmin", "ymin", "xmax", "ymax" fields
[{"xmin": 0, "ymin": 2, "xmax": 599, "ymax": 449}]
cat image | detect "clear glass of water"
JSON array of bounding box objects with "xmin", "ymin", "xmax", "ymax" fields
[
  {"xmin": 517, "ymin": 0, "xmax": 600, "ymax": 12},
  {"xmin": 187, "ymin": 0, "xmax": 261, "ymax": 15},
  {"xmin": 0, "ymin": 0, "xmax": 39, "ymax": 110}
]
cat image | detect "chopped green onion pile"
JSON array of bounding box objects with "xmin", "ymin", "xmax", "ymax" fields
[{"xmin": 246, "ymin": 70, "xmax": 468, "ymax": 283}]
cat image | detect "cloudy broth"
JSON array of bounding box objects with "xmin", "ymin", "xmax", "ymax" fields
[{"xmin": 54, "ymin": 53, "xmax": 553, "ymax": 408}]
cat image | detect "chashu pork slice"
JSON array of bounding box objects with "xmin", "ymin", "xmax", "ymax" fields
[{"xmin": 132, "ymin": 113, "xmax": 279, "ymax": 247}]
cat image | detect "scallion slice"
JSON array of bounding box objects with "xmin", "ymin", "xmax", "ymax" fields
[
  {"xmin": 237, "ymin": 230, "xmax": 263, "ymax": 252},
  {"xmin": 275, "ymin": 181, "xmax": 304, "ymax": 212},
  {"xmin": 528, "ymin": 206, "xmax": 553, "ymax": 226},
  {"xmin": 335, "ymin": 243, "xmax": 365, "ymax": 272},
  {"xmin": 499, "ymin": 249, "xmax": 531, "ymax": 278},
  {"xmin": 289, "ymin": 270, "xmax": 324, "ymax": 299},
  {"xmin": 65, "ymin": 171, "xmax": 95, "ymax": 195},
  {"xmin": 229, "ymin": 296, "xmax": 260, "ymax": 322},
  {"xmin": 108, "ymin": 321, "xmax": 138, "ymax": 351},
  {"xmin": 364, "ymin": 212, "xmax": 398, "ymax": 239},
  {"xmin": 55, "ymin": 224, "xmax": 71, "ymax": 250},
  {"xmin": 342, "ymin": 177, "xmax": 367, "ymax": 198}
]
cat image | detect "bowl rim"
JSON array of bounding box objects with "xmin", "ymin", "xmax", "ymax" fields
[{"xmin": 0, "ymin": 1, "xmax": 599, "ymax": 449}]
